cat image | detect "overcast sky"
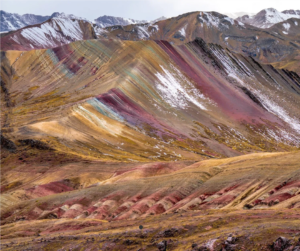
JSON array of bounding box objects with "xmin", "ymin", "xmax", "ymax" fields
[{"xmin": 1, "ymin": 0, "xmax": 299, "ymax": 21}]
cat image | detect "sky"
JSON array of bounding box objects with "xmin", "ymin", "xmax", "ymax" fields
[{"xmin": 1, "ymin": 0, "xmax": 300, "ymax": 21}]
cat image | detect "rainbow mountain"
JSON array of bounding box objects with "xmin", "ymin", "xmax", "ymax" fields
[{"xmin": 1, "ymin": 9, "xmax": 300, "ymax": 251}]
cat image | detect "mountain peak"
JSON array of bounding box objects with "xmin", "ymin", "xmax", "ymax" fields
[
  {"xmin": 50, "ymin": 12, "xmax": 89, "ymax": 21},
  {"xmin": 94, "ymin": 15, "xmax": 148, "ymax": 28},
  {"xmin": 224, "ymin": 12, "xmax": 255, "ymax": 19},
  {"xmin": 264, "ymin": 7, "xmax": 277, "ymax": 12},
  {"xmin": 236, "ymin": 8, "xmax": 300, "ymax": 28},
  {"xmin": 151, "ymin": 16, "xmax": 167, "ymax": 23},
  {"xmin": 0, "ymin": 11, "xmax": 50, "ymax": 32},
  {"xmin": 0, "ymin": 11, "xmax": 91, "ymax": 33},
  {"xmin": 282, "ymin": 9, "xmax": 300, "ymax": 15}
]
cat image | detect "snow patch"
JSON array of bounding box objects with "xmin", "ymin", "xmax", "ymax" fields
[
  {"xmin": 243, "ymin": 8, "xmax": 300, "ymax": 28},
  {"xmin": 264, "ymin": 8, "xmax": 299, "ymax": 25},
  {"xmin": 282, "ymin": 23, "xmax": 291, "ymax": 31},
  {"xmin": 94, "ymin": 26, "xmax": 107, "ymax": 36},
  {"xmin": 223, "ymin": 17, "xmax": 234, "ymax": 25},
  {"xmin": 178, "ymin": 24, "xmax": 187, "ymax": 37},
  {"xmin": 199, "ymin": 12, "xmax": 220, "ymax": 28},
  {"xmin": 211, "ymin": 44, "xmax": 300, "ymax": 139},
  {"xmin": 21, "ymin": 18, "xmax": 83, "ymax": 47},
  {"xmin": 51, "ymin": 12, "xmax": 90, "ymax": 22},
  {"xmin": 136, "ymin": 25, "xmax": 150, "ymax": 39},
  {"xmin": 228, "ymin": 73, "xmax": 300, "ymax": 134},
  {"xmin": 155, "ymin": 65, "xmax": 207, "ymax": 110},
  {"xmin": 11, "ymin": 35, "xmax": 19, "ymax": 43},
  {"xmin": 152, "ymin": 24, "xmax": 159, "ymax": 31}
]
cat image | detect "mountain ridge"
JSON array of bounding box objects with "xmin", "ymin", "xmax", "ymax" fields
[
  {"xmin": 2, "ymin": 8, "xmax": 300, "ymax": 33},
  {"xmin": 1, "ymin": 37, "xmax": 300, "ymax": 163},
  {"xmin": 0, "ymin": 10, "xmax": 167, "ymax": 32},
  {"xmin": 1, "ymin": 10, "xmax": 300, "ymax": 77},
  {"xmin": 0, "ymin": 10, "xmax": 51, "ymax": 33},
  {"xmin": 236, "ymin": 8, "xmax": 300, "ymax": 28}
]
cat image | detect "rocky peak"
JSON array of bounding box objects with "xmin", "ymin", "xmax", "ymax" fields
[
  {"xmin": 94, "ymin": 15, "xmax": 148, "ymax": 28},
  {"xmin": 282, "ymin": 9, "xmax": 300, "ymax": 15},
  {"xmin": 0, "ymin": 10, "xmax": 50, "ymax": 32},
  {"xmin": 50, "ymin": 12, "xmax": 88, "ymax": 21},
  {"xmin": 236, "ymin": 8, "xmax": 300, "ymax": 28}
]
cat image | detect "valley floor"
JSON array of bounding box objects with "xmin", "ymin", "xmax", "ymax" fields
[
  {"xmin": 1, "ymin": 208, "xmax": 300, "ymax": 250},
  {"xmin": 1, "ymin": 151, "xmax": 300, "ymax": 250}
]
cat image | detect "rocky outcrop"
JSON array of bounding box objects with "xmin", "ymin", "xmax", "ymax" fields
[{"xmin": 0, "ymin": 134, "xmax": 16, "ymax": 152}]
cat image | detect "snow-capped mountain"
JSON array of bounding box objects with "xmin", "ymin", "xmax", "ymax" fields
[
  {"xmin": 50, "ymin": 12, "xmax": 89, "ymax": 22},
  {"xmin": 0, "ymin": 10, "xmax": 50, "ymax": 32},
  {"xmin": 151, "ymin": 16, "xmax": 167, "ymax": 23},
  {"xmin": 268, "ymin": 17, "xmax": 300, "ymax": 37},
  {"xmin": 236, "ymin": 8, "xmax": 300, "ymax": 28},
  {"xmin": 94, "ymin": 15, "xmax": 148, "ymax": 28},
  {"xmin": 94, "ymin": 15, "xmax": 167, "ymax": 28},
  {"xmin": 0, "ymin": 11, "xmax": 90, "ymax": 32},
  {"xmin": 224, "ymin": 12, "xmax": 255, "ymax": 19},
  {"xmin": 0, "ymin": 17, "xmax": 97, "ymax": 50},
  {"xmin": 104, "ymin": 11, "xmax": 247, "ymax": 43},
  {"xmin": 0, "ymin": 10, "xmax": 167, "ymax": 33}
]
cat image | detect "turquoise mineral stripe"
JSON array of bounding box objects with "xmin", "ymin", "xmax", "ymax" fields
[
  {"xmin": 46, "ymin": 49, "xmax": 59, "ymax": 65},
  {"xmin": 87, "ymin": 98, "xmax": 125, "ymax": 123},
  {"xmin": 140, "ymin": 41, "xmax": 166, "ymax": 62},
  {"xmin": 123, "ymin": 69, "xmax": 161, "ymax": 101},
  {"xmin": 123, "ymin": 70, "xmax": 156, "ymax": 96},
  {"xmin": 86, "ymin": 40, "xmax": 112, "ymax": 58},
  {"xmin": 46, "ymin": 49, "xmax": 74, "ymax": 79}
]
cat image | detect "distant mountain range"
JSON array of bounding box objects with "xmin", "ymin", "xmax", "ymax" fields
[
  {"xmin": 236, "ymin": 8, "xmax": 300, "ymax": 28},
  {"xmin": 1, "ymin": 9, "xmax": 300, "ymax": 77},
  {"xmin": 0, "ymin": 10, "xmax": 166, "ymax": 32},
  {"xmin": 0, "ymin": 17, "xmax": 98, "ymax": 50},
  {"xmin": 1, "ymin": 8, "xmax": 300, "ymax": 33},
  {"xmin": 94, "ymin": 15, "xmax": 148, "ymax": 28},
  {"xmin": 0, "ymin": 10, "xmax": 50, "ymax": 32},
  {"xmin": 224, "ymin": 12, "xmax": 255, "ymax": 19},
  {"xmin": 94, "ymin": 15, "xmax": 166, "ymax": 28}
]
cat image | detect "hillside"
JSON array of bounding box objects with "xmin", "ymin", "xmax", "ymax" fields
[
  {"xmin": 1, "ymin": 8, "xmax": 300, "ymax": 251},
  {"xmin": 0, "ymin": 17, "xmax": 98, "ymax": 50},
  {"xmin": 1, "ymin": 151, "xmax": 300, "ymax": 250},
  {"xmin": 1, "ymin": 38, "xmax": 300, "ymax": 163},
  {"xmin": 2, "ymin": 11, "xmax": 300, "ymax": 75}
]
